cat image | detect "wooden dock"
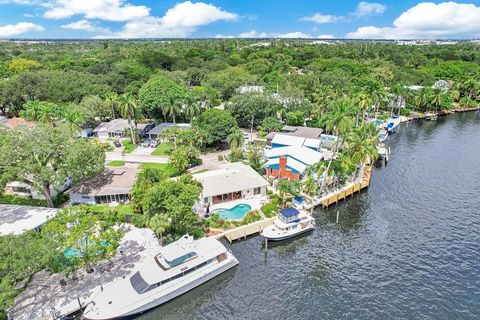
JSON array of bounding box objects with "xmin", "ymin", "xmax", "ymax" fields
[
  {"xmin": 215, "ymin": 218, "xmax": 275, "ymax": 243},
  {"xmin": 305, "ymin": 165, "xmax": 373, "ymax": 209}
]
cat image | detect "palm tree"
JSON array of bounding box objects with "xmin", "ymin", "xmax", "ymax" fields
[
  {"xmin": 345, "ymin": 124, "xmax": 379, "ymax": 176},
  {"xmin": 277, "ymin": 179, "xmax": 301, "ymax": 205},
  {"xmin": 184, "ymin": 97, "xmax": 201, "ymax": 123},
  {"xmin": 64, "ymin": 109, "xmax": 85, "ymax": 131},
  {"xmin": 105, "ymin": 92, "xmax": 119, "ymax": 119},
  {"xmin": 353, "ymin": 93, "xmax": 372, "ymax": 126},
  {"xmin": 118, "ymin": 92, "xmax": 139, "ymax": 145},
  {"xmin": 227, "ymin": 129, "xmax": 244, "ymax": 149},
  {"xmin": 246, "ymin": 147, "xmax": 263, "ymax": 173},
  {"xmin": 430, "ymin": 89, "xmax": 443, "ymax": 112},
  {"xmin": 413, "ymin": 89, "xmax": 426, "ymax": 113},
  {"xmin": 317, "ymin": 101, "xmax": 354, "ymax": 195},
  {"xmin": 148, "ymin": 214, "xmax": 171, "ymax": 246},
  {"xmin": 302, "ymin": 175, "xmax": 318, "ymax": 197}
]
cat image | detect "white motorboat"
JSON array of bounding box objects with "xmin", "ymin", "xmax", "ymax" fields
[
  {"xmin": 261, "ymin": 207, "xmax": 315, "ymax": 241},
  {"xmin": 425, "ymin": 112, "xmax": 438, "ymax": 121},
  {"xmin": 378, "ymin": 129, "xmax": 389, "ymax": 143},
  {"xmin": 83, "ymin": 235, "xmax": 238, "ymax": 320},
  {"xmin": 385, "ymin": 116, "xmax": 401, "ymax": 133}
]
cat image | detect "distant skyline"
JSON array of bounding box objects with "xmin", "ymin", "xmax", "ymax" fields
[{"xmin": 1, "ymin": 1, "xmax": 480, "ymax": 39}]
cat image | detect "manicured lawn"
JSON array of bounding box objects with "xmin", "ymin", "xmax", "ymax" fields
[
  {"xmin": 140, "ymin": 162, "xmax": 180, "ymax": 177},
  {"xmin": 106, "ymin": 160, "xmax": 125, "ymax": 167},
  {"xmin": 0, "ymin": 194, "xmax": 47, "ymax": 207},
  {"xmin": 89, "ymin": 204, "xmax": 133, "ymax": 215},
  {"xmin": 151, "ymin": 142, "xmax": 173, "ymax": 156},
  {"xmin": 122, "ymin": 140, "xmax": 136, "ymax": 154},
  {"xmin": 192, "ymin": 169, "xmax": 209, "ymax": 175}
]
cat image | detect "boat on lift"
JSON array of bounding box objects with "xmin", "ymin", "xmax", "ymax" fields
[
  {"xmin": 385, "ymin": 116, "xmax": 401, "ymax": 133},
  {"xmin": 261, "ymin": 207, "xmax": 315, "ymax": 241},
  {"xmin": 378, "ymin": 129, "xmax": 389, "ymax": 143}
]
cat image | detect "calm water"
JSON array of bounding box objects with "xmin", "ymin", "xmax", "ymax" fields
[{"xmin": 140, "ymin": 112, "xmax": 480, "ymax": 320}]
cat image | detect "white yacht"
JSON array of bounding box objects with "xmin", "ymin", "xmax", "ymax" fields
[
  {"xmin": 378, "ymin": 129, "xmax": 389, "ymax": 143},
  {"xmin": 83, "ymin": 235, "xmax": 238, "ymax": 320},
  {"xmin": 385, "ymin": 116, "xmax": 401, "ymax": 133},
  {"xmin": 261, "ymin": 207, "xmax": 315, "ymax": 241}
]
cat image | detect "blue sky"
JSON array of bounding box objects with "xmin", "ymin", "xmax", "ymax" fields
[{"xmin": 1, "ymin": 1, "xmax": 480, "ymax": 39}]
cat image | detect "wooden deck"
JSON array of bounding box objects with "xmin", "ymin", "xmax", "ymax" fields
[
  {"xmin": 214, "ymin": 218, "xmax": 275, "ymax": 243},
  {"xmin": 304, "ymin": 165, "xmax": 373, "ymax": 209}
]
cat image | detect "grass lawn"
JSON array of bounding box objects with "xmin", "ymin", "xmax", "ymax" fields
[
  {"xmin": 89, "ymin": 203, "xmax": 133, "ymax": 215},
  {"xmin": 122, "ymin": 140, "xmax": 136, "ymax": 154},
  {"xmin": 0, "ymin": 194, "xmax": 47, "ymax": 207},
  {"xmin": 151, "ymin": 142, "xmax": 173, "ymax": 156},
  {"xmin": 106, "ymin": 160, "xmax": 125, "ymax": 167},
  {"xmin": 140, "ymin": 162, "xmax": 180, "ymax": 177}
]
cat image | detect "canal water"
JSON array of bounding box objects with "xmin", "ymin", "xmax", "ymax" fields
[{"xmin": 140, "ymin": 112, "xmax": 480, "ymax": 320}]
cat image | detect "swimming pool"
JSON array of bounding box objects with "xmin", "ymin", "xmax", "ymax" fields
[{"xmin": 212, "ymin": 204, "xmax": 252, "ymax": 220}]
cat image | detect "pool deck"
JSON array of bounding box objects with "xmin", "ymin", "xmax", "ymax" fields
[
  {"xmin": 209, "ymin": 196, "xmax": 268, "ymax": 213},
  {"xmin": 9, "ymin": 225, "xmax": 161, "ymax": 320}
]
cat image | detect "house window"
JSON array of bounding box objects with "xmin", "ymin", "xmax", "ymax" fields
[
  {"xmin": 203, "ymin": 197, "xmax": 209, "ymax": 204},
  {"xmin": 254, "ymin": 187, "xmax": 261, "ymax": 195},
  {"xmin": 82, "ymin": 195, "xmax": 91, "ymax": 200}
]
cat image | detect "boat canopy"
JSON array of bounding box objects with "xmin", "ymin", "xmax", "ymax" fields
[{"xmin": 280, "ymin": 207, "xmax": 299, "ymax": 218}]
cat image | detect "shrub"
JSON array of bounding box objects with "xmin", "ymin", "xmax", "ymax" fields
[
  {"xmin": 261, "ymin": 203, "xmax": 279, "ymax": 218},
  {"xmin": 400, "ymin": 108, "xmax": 412, "ymax": 116},
  {"xmin": 241, "ymin": 210, "xmax": 262, "ymax": 225}
]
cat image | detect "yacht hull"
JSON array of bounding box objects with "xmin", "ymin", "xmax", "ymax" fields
[
  {"xmin": 83, "ymin": 258, "xmax": 238, "ymax": 320},
  {"xmin": 261, "ymin": 226, "xmax": 314, "ymax": 242}
]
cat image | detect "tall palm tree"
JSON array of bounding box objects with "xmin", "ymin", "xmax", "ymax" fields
[
  {"xmin": 227, "ymin": 129, "xmax": 244, "ymax": 149},
  {"xmin": 105, "ymin": 92, "xmax": 119, "ymax": 119},
  {"xmin": 302, "ymin": 175, "xmax": 318, "ymax": 198},
  {"xmin": 430, "ymin": 89, "xmax": 443, "ymax": 112},
  {"xmin": 317, "ymin": 101, "xmax": 354, "ymax": 195},
  {"xmin": 246, "ymin": 147, "xmax": 263, "ymax": 173},
  {"xmin": 413, "ymin": 89, "xmax": 426, "ymax": 113},
  {"xmin": 118, "ymin": 92, "xmax": 139, "ymax": 145},
  {"xmin": 345, "ymin": 124, "xmax": 379, "ymax": 177},
  {"xmin": 184, "ymin": 97, "xmax": 201, "ymax": 124},
  {"xmin": 354, "ymin": 93, "xmax": 372, "ymax": 126}
]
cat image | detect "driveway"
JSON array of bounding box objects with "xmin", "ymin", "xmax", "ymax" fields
[{"xmin": 190, "ymin": 150, "xmax": 230, "ymax": 172}]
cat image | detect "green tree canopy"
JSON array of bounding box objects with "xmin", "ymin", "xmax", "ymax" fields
[{"xmin": 193, "ymin": 108, "xmax": 238, "ymax": 146}]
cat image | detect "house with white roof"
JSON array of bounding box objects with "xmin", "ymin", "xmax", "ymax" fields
[
  {"xmin": 192, "ymin": 162, "xmax": 269, "ymax": 206},
  {"xmin": 265, "ymin": 144, "xmax": 323, "ymax": 180},
  {"xmin": 94, "ymin": 119, "xmax": 152, "ymax": 141},
  {"xmin": 0, "ymin": 205, "xmax": 59, "ymax": 236}
]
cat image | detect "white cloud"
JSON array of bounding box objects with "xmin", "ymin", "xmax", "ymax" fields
[
  {"xmin": 347, "ymin": 1, "xmax": 480, "ymax": 39},
  {"xmin": 300, "ymin": 13, "xmax": 340, "ymax": 24},
  {"xmin": 214, "ymin": 34, "xmax": 234, "ymax": 38},
  {"xmin": 317, "ymin": 34, "xmax": 335, "ymax": 39},
  {"xmin": 23, "ymin": 13, "xmax": 35, "ymax": 17},
  {"xmin": 97, "ymin": 1, "xmax": 238, "ymax": 38},
  {"xmin": 0, "ymin": 22, "xmax": 44, "ymax": 37},
  {"xmin": 276, "ymin": 31, "xmax": 312, "ymax": 38},
  {"xmin": 354, "ymin": 2, "xmax": 386, "ymax": 17},
  {"xmin": 238, "ymin": 30, "xmax": 269, "ymax": 38},
  {"xmin": 43, "ymin": 0, "xmax": 150, "ymax": 21},
  {"xmin": 160, "ymin": 1, "xmax": 237, "ymax": 28},
  {"xmin": 61, "ymin": 20, "xmax": 109, "ymax": 33}
]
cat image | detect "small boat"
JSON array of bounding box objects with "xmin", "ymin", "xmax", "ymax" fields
[
  {"xmin": 261, "ymin": 207, "xmax": 315, "ymax": 241},
  {"xmin": 83, "ymin": 235, "xmax": 238, "ymax": 320},
  {"xmin": 385, "ymin": 116, "xmax": 401, "ymax": 133},
  {"xmin": 378, "ymin": 129, "xmax": 389, "ymax": 143},
  {"xmin": 425, "ymin": 112, "xmax": 438, "ymax": 121}
]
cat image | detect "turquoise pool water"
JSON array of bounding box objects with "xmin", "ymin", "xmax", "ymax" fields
[{"xmin": 212, "ymin": 204, "xmax": 252, "ymax": 220}]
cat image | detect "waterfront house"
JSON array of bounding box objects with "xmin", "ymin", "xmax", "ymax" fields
[
  {"xmin": 146, "ymin": 122, "xmax": 191, "ymax": 140},
  {"xmin": 0, "ymin": 204, "xmax": 59, "ymax": 236},
  {"xmin": 192, "ymin": 162, "xmax": 269, "ymax": 206},
  {"xmin": 265, "ymin": 145, "xmax": 323, "ymax": 180},
  {"xmin": 69, "ymin": 168, "xmax": 138, "ymax": 205}
]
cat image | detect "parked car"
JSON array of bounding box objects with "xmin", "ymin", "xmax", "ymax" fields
[
  {"xmin": 150, "ymin": 140, "xmax": 159, "ymax": 148},
  {"xmin": 142, "ymin": 139, "xmax": 151, "ymax": 148},
  {"xmin": 113, "ymin": 141, "xmax": 121, "ymax": 148}
]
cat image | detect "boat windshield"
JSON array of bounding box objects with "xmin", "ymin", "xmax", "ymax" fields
[{"xmin": 165, "ymin": 252, "xmax": 196, "ymax": 268}]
